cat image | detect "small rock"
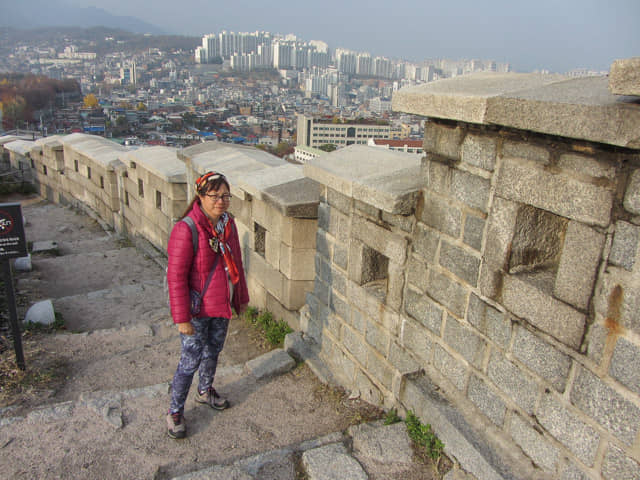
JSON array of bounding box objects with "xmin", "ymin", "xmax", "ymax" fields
[
  {"xmin": 24, "ymin": 299, "xmax": 56, "ymax": 326},
  {"xmin": 13, "ymin": 254, "xmax": 32, "ymax": 272},
  {"xmin": 31, "ymin": 240, "xmax": 58, "ymax": 254},
  {"xmin": 84, "ymin": 394, "xmax": 124, "ymax": 430}
]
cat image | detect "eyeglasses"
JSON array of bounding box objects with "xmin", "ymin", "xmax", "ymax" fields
[{"xmin": 204, "ymin": 193, "xmax": 232, "ymax": 202}]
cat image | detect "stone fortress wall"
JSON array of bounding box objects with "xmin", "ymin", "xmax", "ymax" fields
[
  {"xmin": 2, "ymin": 58, "xmax": 640, "ymax": 479},
  {"xmin": 4, "ymin": 133, "xmax": 321, "ymax": 331}
]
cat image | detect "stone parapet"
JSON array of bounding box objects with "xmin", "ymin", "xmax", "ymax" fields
[
  {"xmin": 180, "ymin": 142, "xmax": 284, "ymax": 200},
  {"xmin": 304, "ymin": 145, "xmax": 422, "ymax": 215},
  {"xmin": 14, "ymin": 136, "xmax": 319, "ymax": 333},
  {"xmin": 60, "ymin": 134, "xmax": 125, "ymax": 217},
  {"xmin": 118, "ymin": 146, "xmax": 186, "ymax": 252},
  {"xmin": 4, "ymin": 139, "xmax": 35, "ymax": 158},
  {"xmin": 393, "ymin": 72, "xmax": 640, "ymax": 148},
  {"xmin": 239, "ymin": 163, "xmax": 321, "ymax": 218},
  {"xmin": 61, "ymin": 133, "xmax": 128, "ymax": 169},
  {"xmin": 609, "ymin": 57, "xmax": 640, "ymax": 96},
  {"xmin": 28, "ymin": 136, "xmax": 64, "ymax": 202}
]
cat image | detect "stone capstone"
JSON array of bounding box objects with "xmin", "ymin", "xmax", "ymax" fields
[{"xmin": 609, "ymin": 57, "xmax": 640, "ymax": 96}]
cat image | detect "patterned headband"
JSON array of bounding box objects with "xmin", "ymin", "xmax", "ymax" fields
[{"xmin": 195, "ymin": 171, "xmax": 226, "ymax": 192}]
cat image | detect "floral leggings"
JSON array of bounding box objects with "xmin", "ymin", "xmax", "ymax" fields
[{"xmin": 169, "ymin": 316, "xmax": 229, "ymax": 414}]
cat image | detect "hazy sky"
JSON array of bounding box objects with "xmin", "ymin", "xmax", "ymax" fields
[{"xmin": 68, "ymin": 0, "xmax": 638, "ymax": 73}]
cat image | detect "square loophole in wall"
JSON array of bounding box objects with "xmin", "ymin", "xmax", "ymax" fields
[
  {"xmin": 254, "ymin": 222, "xmax": 266, "ymax": 258},
  {"xmin": 508, "ymin": 205, "xmax": 568, "ymax": 291},
  {"xmin": 361, "ymin": 244, "xmax": 389, "ymax": 302}
]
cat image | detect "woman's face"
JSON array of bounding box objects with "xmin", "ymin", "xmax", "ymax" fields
[{"xmin": 198, "ymin": 183, "xmax": 230, "ymax": 222}]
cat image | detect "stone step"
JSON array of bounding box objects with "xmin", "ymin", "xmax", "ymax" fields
[
  {"xmin": 55, "ymin": 235, "xmax": 124, "ymax": 255},
  {"xmin": 18, "ymin": 247, "xmax": 165, "ymax": 300},
  {"xmin": 28, "ymin": 321, "xmax": 279, "ymax": 408},
  {"xmin": 170, "ymin": 420, "xmax": 427, "ymax": 480},
  {"xmin": 31, "ymin": 322, "xmax": 180, "ymax": 405},
  {"xmin": 1, "ymin": 351, "xmax": 409, "ymax": 480},
  {"xmin": 51, "ymin": 279, "xmax": 167, "ymax": 331},
  {"xmin": 22, "ymin": 201, "xmax": 107, "ymax": 244}
]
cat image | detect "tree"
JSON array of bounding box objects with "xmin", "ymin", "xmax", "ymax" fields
[
  {"xmin": 274, "ymin": 141, "xmax": 293, "ymax": 158},
  {"xmin": 182, "ymin": 112, "xmax": 196, "ymax": 126},
  {"xmin": 83, "ymin": 93, "xmax": 99, "ymax": 109},
  {"xmin": 136, "ymin": 102, "xmax": 147, "ymax": 111},
  {"xmin": 318, "ymin": 144, "xmax": 337, "ymax": 152},
  {"xmin": 1, "ymin": 95, "xmax": 27, "ymax": 130}
]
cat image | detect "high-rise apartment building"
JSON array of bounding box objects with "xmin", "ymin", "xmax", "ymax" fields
[{"xmin": 120, "ymin": 62, "xmax": 136, "ymax": 86}]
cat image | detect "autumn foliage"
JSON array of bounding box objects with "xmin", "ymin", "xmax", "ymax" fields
[{"xmin": 0, "ymin": 74, "xmax": 80, "ymax": 130}]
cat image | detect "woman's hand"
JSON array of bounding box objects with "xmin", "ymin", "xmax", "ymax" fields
[{"xmin": 177, "ymin": 322, "xmax": 194, "ymax": 335}]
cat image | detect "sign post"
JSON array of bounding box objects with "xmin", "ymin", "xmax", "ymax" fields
[{"xmin": 0, "ymin": 203, "xmax": 28, "ymax": 370}]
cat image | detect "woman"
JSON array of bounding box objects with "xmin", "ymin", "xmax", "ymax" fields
[{"xmin": 165, "ymin": 171, "xmax": 249, "ymax": 439}]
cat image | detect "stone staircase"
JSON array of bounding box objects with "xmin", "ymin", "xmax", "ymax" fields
[{"xmin": 0, "ymin": 198, "xmax": 445, "ymax": 480}]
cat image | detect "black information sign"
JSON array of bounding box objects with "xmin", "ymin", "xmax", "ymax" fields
[
  {"xmin": 0, "ymin": 202, "xmax": 27, "ymax": 369},
  {"xmin": 0, "ymin": 203, "xmax": 27, "ymax": 260}
]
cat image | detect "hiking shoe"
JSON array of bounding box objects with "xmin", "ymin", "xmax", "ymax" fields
[
  {"xmin": 195, "ymin": 387, "xmax": 230, "ymax": 410},
  {"xmin": 166, "ymin": 412, "xmax": 186, "ymax": 439}
]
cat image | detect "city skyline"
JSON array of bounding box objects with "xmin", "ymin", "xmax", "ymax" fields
[{"xmin": 62, "ymin": 0, "xmax": 639, "ymax": 73}]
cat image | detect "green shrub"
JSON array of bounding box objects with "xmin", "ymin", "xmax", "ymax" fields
[
  {"xmin": 244, "ymin": 306, "xmax": 259, "ymax": 321},
  {"xmin": 246, "ymin": 308, "xmax": 292, "ymax": 346}
]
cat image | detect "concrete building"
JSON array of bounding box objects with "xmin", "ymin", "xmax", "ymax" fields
[
  {"xmin": 120, "ymin": 62, "xmax": 136, "ymax": 86},
  {"xmin": 367, "ymin": 138, "xmax": 423, "ymax": 155},
  {"xmin": 296, "ymin": 114, "xmax": 390, "ymax": 149},
  {"xmin": 294, "ymin": 145, "xmax": 325, "ymax": 163}
]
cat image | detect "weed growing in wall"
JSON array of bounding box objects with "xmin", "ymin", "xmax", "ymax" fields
[
  {"xmin": 384, "ymin": 407, "xmax": 402, "ymax": 425},
  {"xmin": 406, "ymin": 410, "xmax": 444, "ymax": 461}
]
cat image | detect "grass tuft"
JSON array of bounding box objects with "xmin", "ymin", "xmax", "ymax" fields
[
  {"xmin": 23, "ymin": 312, "xmax": 65, "ymax": 333},
  {"xmin": 243, "ymin": 307, "xmax": 292, "ymax": 346},
  {"xmin": 384, "ymin": 407, "xmax": 402, "ymax": 425}
]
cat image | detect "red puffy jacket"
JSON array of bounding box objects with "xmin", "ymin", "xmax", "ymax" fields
[{"xmin": 167, "ymin": 202, "xmax": 249, "ymax": 324}]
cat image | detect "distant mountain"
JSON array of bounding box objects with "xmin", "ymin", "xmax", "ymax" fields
[{"xmin": 1, "ymin": 0, "xmax": 165, "ymax": 35}]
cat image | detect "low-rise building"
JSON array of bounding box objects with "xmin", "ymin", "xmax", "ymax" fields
[
  {"xmin": 367, "ymin": 138, "xmax": 424, "ymax": 155},
  {"xmin": 294, "ymin": 145, "xmax": 325, "ymax": 163},
  {"xmin": 296, "ymin": 114, "xmax": 390, "ymax": 149}
]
